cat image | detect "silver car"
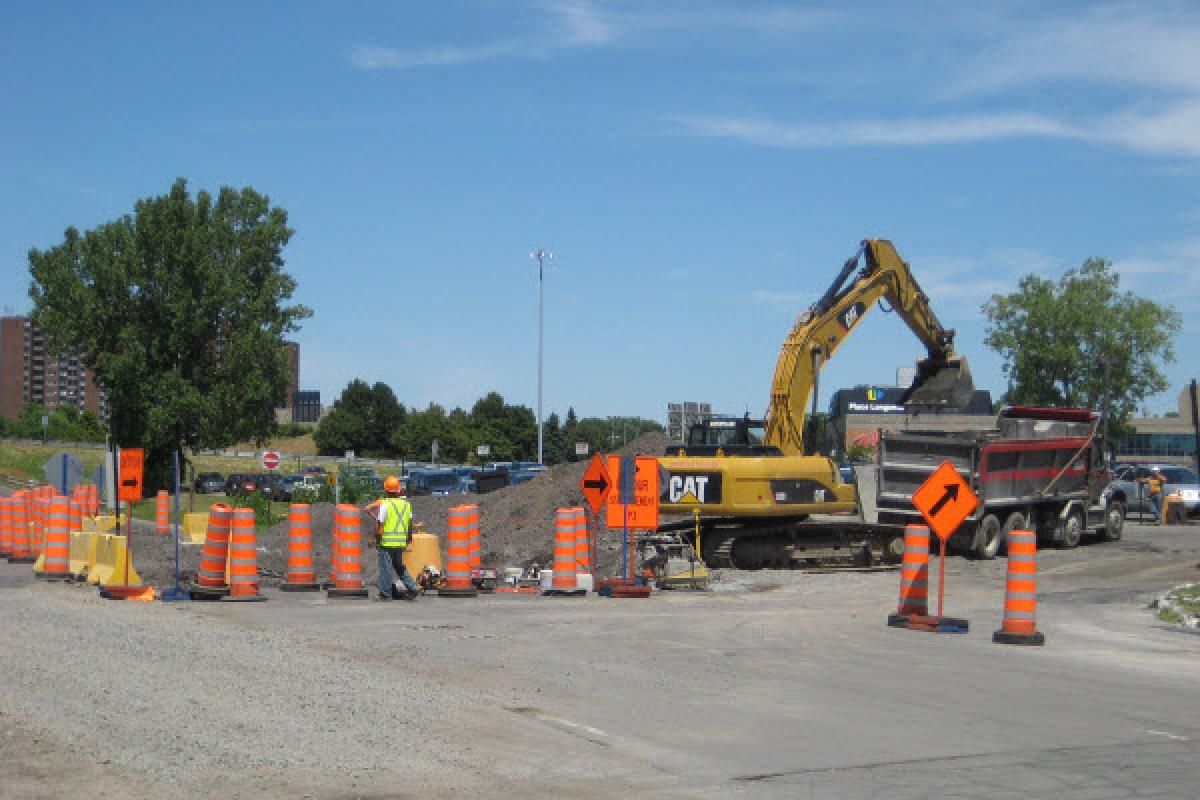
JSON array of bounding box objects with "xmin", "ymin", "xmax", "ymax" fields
[{"xmin": 1110, "ymin": 464, "xmax": 1200, "ymax": 520}]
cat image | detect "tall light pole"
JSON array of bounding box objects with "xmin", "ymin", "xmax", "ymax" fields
[{"xmin": 531, "ymin": 248, "xmax": 554, "ymax": 464}]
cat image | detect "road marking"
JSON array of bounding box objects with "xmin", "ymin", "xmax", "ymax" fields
[
  {"xmin": 1145, "ymin": 729, "xmax": 1189, "ymax": 741},
  {"xmin": 507, "ymin": 707, "xmax": 611, "ymax": 745}
]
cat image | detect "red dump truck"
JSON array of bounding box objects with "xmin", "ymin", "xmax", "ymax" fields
[{"xmin": 875, "ymin": 406, "xmax": 1123, "ymax": 559}]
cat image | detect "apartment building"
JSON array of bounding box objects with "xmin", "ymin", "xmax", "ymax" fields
[{"xmin": 0, "ymin": 316, "xmax": 107, "ymax": 420}]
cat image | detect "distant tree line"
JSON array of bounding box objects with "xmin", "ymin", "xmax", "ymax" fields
[
  {"xmin": 313, "ymin": 381, "xmax": 661, "ymax": 465},
  {"xmin": 0, "ymin": 404, "xmax": 106, "ymax": 442}
]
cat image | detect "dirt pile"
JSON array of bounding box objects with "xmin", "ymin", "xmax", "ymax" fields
[{"xmin": 128, "ymin": 432, "xmax": 673, "ymax": 589}]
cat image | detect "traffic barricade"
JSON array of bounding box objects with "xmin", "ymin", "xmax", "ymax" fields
[
  {"xmin": 182, "ymin": 512, "xmax": 209, "ymax": 544},
  {"xmin": 993, "ymin": 528, "xmax": 1045, "ymax": 646},
  {"xmin": 0, "ymin": 496, "xmax": 11, "ymax": 558},
  {"xmin": 280, "ymin": 503, "xmax": 319, "ymax": 591},
  {"xmin": 34, "ymin": 495, "xmax": 71, "ymax": 581},
  {"xmin": 223, "ymin": 507, "xmax": 265, "ymax": 601},
  {"xmin": 156, "ymin": 490, "xmax": 170, "ymax": 535},
  {"xmin": 438, "ymin": 505, "xmax": 477, "ymax": 597},
  {"xmin": 544, "ymin": 507, "xmax": 585, "ymax": 597},
  {"xmin": 8, "ymin": 491, "xmax": 34, "ymax": 564},
  {"xmin": 887, "ymin": 525, "xmax": 931, "ymax": 627},
  {"xmin": 327, "ymin": 504, "xmax": 368, "ymax": 597},
  {"xmin": 191, "ymin": 503, "xmax": 232, "ymax": 599}
]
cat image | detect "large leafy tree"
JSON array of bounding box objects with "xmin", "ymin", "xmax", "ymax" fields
[
  {"xmin": 982, "ymin": 258, "xmax": 1181, "ymax": 428},
  {"xmin": 314, "ymin": 379, "xmax": 406, "ymax": 457},
  {"xmin": 28, "ymin": 179, "xmax": 310, "ymax": 488}
]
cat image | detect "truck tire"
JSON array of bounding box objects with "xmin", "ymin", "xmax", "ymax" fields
[
  {"xmin": 1098, "ymin": 500, "xmax": 1124, "ymax": 542},
  {"xmin": 971, "ymin": 513, "xmax": 1003, "ymax": 560},
  {"xmin": 1058, "ymin": 508, "xmax": 1083, "ymax": 549},
  {"xmin": 1002, "ymin": 512, "xmax": 1026, "ymax": 555}
]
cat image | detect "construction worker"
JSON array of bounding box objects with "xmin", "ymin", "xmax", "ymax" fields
[
  {"xmin": 371, "ymin": 476, "xmax": 419, "ymax": 601},
  {"xmin": 1143, "ymin": 468, "xmax": 1167, "ymax": 524}
]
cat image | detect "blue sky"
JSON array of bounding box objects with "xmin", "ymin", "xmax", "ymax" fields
[{"xmin": 3, "ymin": 1, "xmax": 1198, "ymax": 425}]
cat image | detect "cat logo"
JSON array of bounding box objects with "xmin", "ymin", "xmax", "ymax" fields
[
  {"xmin": 837, "ymin": 302, "xmax": 866, "ymax": 332},
  {"xmin": 663, "ymin": 472, "xmax": 722, "ymax": 504}
]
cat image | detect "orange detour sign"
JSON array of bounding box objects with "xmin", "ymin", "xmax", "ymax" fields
[
  {"xmin": 580, "ymin": 453, "xmax": 612, "ymax": 516},
  {"xmin": 604, "ymin": 455, "xmax": 659, "ymax": 531},
  {"xmin": 911, "ymin": 460, "xmax": 978, "ymax": 542},
  {"xmin": 117, "ymin": 448, "xmax": 145, "ymax": 503}
]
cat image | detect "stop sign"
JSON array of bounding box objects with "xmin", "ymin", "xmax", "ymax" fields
[{"xmin": 262, "ymin": 451, "xmax": 281, "ymax": 470}]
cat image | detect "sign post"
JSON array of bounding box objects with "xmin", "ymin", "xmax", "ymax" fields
[{"xmin": 910, "ymin": 459, "xmax": 978, "ymax": 632}]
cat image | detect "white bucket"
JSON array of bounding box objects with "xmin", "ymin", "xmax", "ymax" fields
[
  {"xmin": 575, "ymin": 573, "xmax": 594, "ymax": 592},
  {"xmin": 539, "ymin": 569, "xmax": 554, "ymax": 590}
]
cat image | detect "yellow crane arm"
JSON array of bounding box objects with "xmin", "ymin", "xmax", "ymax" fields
[{"xmin": 763, "ymin": 239, "xmax": 965, "ymax": 455}]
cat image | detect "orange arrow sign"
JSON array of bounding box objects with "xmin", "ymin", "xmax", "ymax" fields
[
  {"xmin": 580, "ymin": 453, "xmax": 612, "ymax": 516},
  {"xmin": 912, "ymin": 460, "xmax": 978, "ymax": 541}
]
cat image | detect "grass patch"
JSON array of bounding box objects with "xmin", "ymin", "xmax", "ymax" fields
[{"xmin": 1158, "ymin": 608, "xmax": 1181, "ymax": 624}]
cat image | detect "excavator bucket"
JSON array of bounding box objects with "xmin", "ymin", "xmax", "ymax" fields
[{"xmin": 901, "ymin": 355, "xmax": 975, "ymax": 409}]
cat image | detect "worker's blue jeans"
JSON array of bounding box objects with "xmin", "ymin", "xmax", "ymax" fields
[
  {"xmin": 1149, "ymin": 493, "xmax": 1163, "ymax": 523},
  {"xmin": 378, "ymin": 546, "xmax": 418, "ymax": 597}
]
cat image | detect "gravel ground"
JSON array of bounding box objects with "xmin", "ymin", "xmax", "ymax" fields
[{"xmin": 129, "ymin": 433, "xmax": 673, "ymax": 590}]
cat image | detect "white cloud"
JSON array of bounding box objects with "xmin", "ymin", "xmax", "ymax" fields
[
  {"xmin": 948, "ymin": 3, "xmax": 1200, "ymax": 97},
  {"xmin": 672, "ymin": 111, "xmax": 1079, "ymax": 148},
  {"xmin": 348, "ymin": 41, "xmax": 525, "ymax": 70}
]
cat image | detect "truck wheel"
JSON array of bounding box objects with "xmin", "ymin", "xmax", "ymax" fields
[
  {"xmin": 1058, "ymin": 509, "xmax": 1083, "ymax": 549},
  {"xmin": 1002, "ymin": 512, "xmax": 1027, "ymax": 556},
  {"xmin": 1099, "ymin": 501, "xmax": 1124, "ymax": 542},
  {"xmin": 971, "ymin": 514, "xmax": 1002, "ymax": 560}
]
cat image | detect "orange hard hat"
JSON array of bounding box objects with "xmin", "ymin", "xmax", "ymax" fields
[{"xmin": 384, "ymin": 475, "xmax": 401, "ymax": 493}]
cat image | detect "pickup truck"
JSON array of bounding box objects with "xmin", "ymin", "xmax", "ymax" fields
[{"xmin": 875, "ymin": 406, "xmax": 1122, "ymax": 559}]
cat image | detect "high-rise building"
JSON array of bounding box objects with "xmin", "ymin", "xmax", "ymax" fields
[
  {"xmin": 281, "ymin": 340, "xmax": 300, "ymax": 409},
  {"xmin": 0, "ymin": 316, "xmax": 107, "ymax": 420}
]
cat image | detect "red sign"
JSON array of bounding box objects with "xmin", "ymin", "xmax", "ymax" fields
[
  {"xmin": 912, "ymin": 460, "xmax": 979, "ymax": 541},
  {"xmin": 580, "ymin": 453, "xmax": 612, "ymax": 516},
  {"xmin": 604, "ymin": 455, "xmax": 659, "ymax": 530},
  {"xmin": 117, "ymin": 448, "xmax": 144, "ymax": 502},
  {"xmin": 262, "ymin": 451, "xmax": 281, "ymax": 470}
]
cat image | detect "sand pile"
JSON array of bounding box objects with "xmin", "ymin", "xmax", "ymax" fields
[{"xmin": 129, "ymin": 432, "xmax": 673, "ymax": 589}]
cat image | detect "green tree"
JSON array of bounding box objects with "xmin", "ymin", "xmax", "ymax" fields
[
  {"xmin": 27, "ymin": 179, "xmax": 309, "ymax": 488},
  {"xmin": 982, "ymin": 259, "xmax": 1181, "ymax": 430},
  {"xmin": 314, "ymin": 379, "xmax": 406, "ymax": 457}
]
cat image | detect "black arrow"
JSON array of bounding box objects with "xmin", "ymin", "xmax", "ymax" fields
[
  {"xmin": 583, "ymin": 478, "xmax": 608, "ymax": 492},
  {"xmin": 929, "ymin": 483, "xmax": 959, "ymax": 517},
  {"xmin": 121, "ymin": 478, "xmax": 138, "ymax": 487}
]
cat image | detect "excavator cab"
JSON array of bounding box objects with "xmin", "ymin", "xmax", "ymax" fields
[{"xmin": 667, "ymin": 416, "xmax": 783, "ymax": 458}]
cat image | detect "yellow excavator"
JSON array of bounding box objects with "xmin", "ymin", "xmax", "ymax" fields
[{"xmin": 659, "ymin": 238, "xmax": 974, "ymax": 568}]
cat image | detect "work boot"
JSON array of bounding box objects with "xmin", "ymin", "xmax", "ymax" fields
[
  {"xmin": 374, "ymin": 594, "xmax": 392, "ymax": 602},
  {"xmin": 403, "ymin": 589, "xmax": 419, "ymax": 601}
]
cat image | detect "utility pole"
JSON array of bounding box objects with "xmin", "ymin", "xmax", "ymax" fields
[{"xmin": 531, "ymin": 248, "xmax": 554, "ymax": 464}]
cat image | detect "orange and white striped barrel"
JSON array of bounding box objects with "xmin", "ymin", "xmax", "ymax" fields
[
  {"xmin": 8, "ymin": 491, "xmax": 34, "ymax": 564},
  {"xmin": 195, "ymin": 503, "xmax": 233, "ymax": 592},
  {"xmin": 155, "ymin": 490, "xmax": 169, "ymax": 535},
  {"xmin": 327, "ymin": 504, "xmax": 368, "ymax": 597},
  {"xmin": 466, "ymin": 503, "xmax": 481, "ymax": 572},
  {"xmin": 69, "ymin": 498, "xmax": 82, "ymax": 535},
  {"xmin": 37, "ymin": 495, "xmax": 71, "ymax": 580},
  {"xmin": 889, "ymin": 525, "xmax": 930, "ymax": 625},
  {"xmin": 572, "ymin": 507, "xmax": 589, "ymax": 574},
  {"xmin": 86, "ymin": 483, "xmax": 99, "ymax": 516},
  {"xmin": 280, "ymin": 503, "xmax": 319, "ymax": 591},
  {"xmin": 0, "ymin": 496, "xmax": 11, "ymax": 558},
  {"xmin": 438, "ymin": 505, "xmax": 477, "ymax": 596},
  {"xmin": 993, "ymin": 529, "xmax": 1044, "ymax": 645},
  {"xmin": 32, "ymin": 493, "xmax": 47, "ymax": 557},
  {"xmin": 549, "ymin": 508, "xmax": 579, "ymax": 592},
  {"xmin": 224, "ymin": 507, "xmax": 263, "ymax": 600}
]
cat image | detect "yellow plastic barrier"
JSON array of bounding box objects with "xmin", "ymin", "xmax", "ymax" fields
[
  {"xmin": 85, "ymin": 532, "xmax": 105, "ymax": 580},
  {"xmin": 87, "ymin": 533, "xmax": 142, "ymax": 587},
  {"xmin": 183, "ymin": 512, "xmax": 209, "ymax": 544},
  {"xmin": 87, "ymin": 535, "xmax": 114, "ymax": 585},
  {"xmin": 68, "ymin": 532, "xmax": 94, "ymax": 579},
  {"xmin": 83, "ymin": 515, "xmax": 121, "ymax": 534},
  {"xmin": 31, "ymin": 550, "xmax": 46, "ymax": 575}
]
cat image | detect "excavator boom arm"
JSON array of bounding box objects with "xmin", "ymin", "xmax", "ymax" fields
[{"xmin": 763, "ymin": 239, "xmax": 971, "ymax": 454}]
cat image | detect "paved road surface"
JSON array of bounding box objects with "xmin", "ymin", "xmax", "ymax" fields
[{"xmin": 1, "ymin": 520, "xmax": 1198, "ymax": 798}]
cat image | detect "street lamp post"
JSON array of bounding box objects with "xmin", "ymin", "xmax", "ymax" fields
[{"xmin": 531, "ymin": 248, "xmax": 554, "ymax": 464}]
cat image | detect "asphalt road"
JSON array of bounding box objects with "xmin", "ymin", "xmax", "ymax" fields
[{"xmin": 1, "ymin": 520, "xmax": 1198, "ymax": 799}]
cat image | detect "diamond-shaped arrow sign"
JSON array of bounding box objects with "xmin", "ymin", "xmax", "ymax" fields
[{"xmin": 580, "ymin": 453, "xmax": 612, "ymax": 516}]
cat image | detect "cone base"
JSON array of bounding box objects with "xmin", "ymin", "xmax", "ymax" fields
[
  {"xmin": 188, "ymin": 583, "xmax": 230, "ymax": 601},
  {"xmin": 279, "ymin": 582, "xmax": 321, "ymax": 592},
  {"xmin": 888, "ymin": 613, "xmax": 969, "ymax": 633},
  {"xmin": 543, "ymin": 588, "xmax": 587, "ymax": 597},
  {"xmin": 99, "ymin": 585, "xmax": 150, "ymax": 600},
  {"xmin": 7, "ymin": 556, "xmax": 36, "ymax": 564},
  {"xmin": 326, "ymin": 587, "xmax": 369, "ymax": 598},
  {"xmin": 221, "ymin": 593, "xmax": 267, "ymax": 602},
  {"xmin": 604, "ymin": 586, "xmax": 650, "ymax": 598},
  {"xmin": 993, "ymin": 629, "xmax": 1045, "ymax": 646},
  {"xmin": 437, "ymin": 587, "xmax": 478, "ymax": 597},
  {"xmin": 35, "ymin": 572, "xmax": 71, "ymax": 582}
]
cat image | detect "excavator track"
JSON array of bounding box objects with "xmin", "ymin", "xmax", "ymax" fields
[{"xmin": 668, "ymin": 517, "xmax": 905, "ymax": 572}]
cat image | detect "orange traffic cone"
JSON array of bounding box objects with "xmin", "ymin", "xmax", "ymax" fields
[
  {"xmin": 993, "ymin": 528, "xmax": 1044, "ymax": 646},
  {"xmin": 438, "ymin": 505, "xmax": 477, "ymax": 597}
]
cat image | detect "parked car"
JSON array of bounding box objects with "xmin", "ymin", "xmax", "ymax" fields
[
  {"xmin": 261, "ymin": 474, "xmax": 303, "ymax": 502},
  {"xmin": 1110, "ymin": 464, "xmax": 1200, "ymax": 520},
  {"xmin": 194, "ymin": 471, "xmax": 225, "ymax": 494},
  {"xmin": 452, "ymin": 466, "xmax": 480, "ymax": 493},
  {"xmin": 407, "ymin": 468, "xmax": 462, "ymax": 496},
  {"xmin": 302, "ymin": 465, "xmax": 327, "ymax": 477},
  {"xmin": 224, "ymin": 473, "xmax": 248, "ymax": 495}
]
